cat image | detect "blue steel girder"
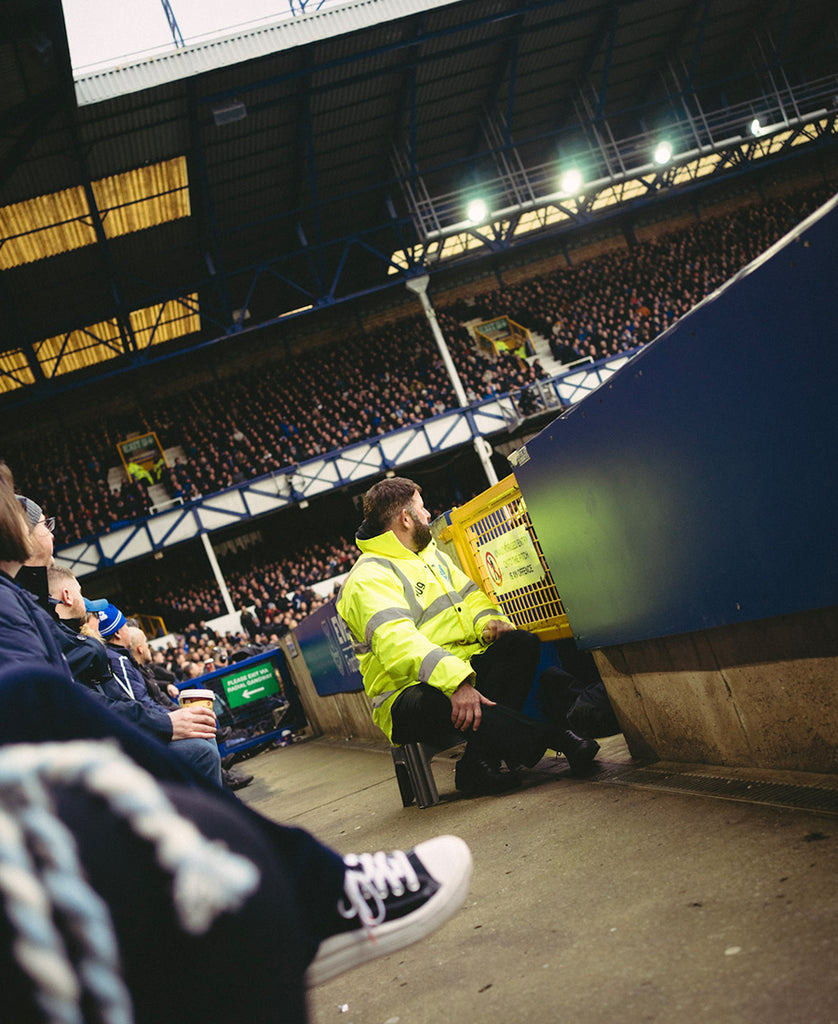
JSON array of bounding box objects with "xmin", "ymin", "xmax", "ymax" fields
[
  {"xmin": 554, "ymin": 3, "xmax": 624, "ymax": 132},
  {"xmin": 465, "ymin": 14, "xmax": 525, "ymax": 157},
  {"xmin": 69, "ymin": 121, "xmax": 138, "ymax": 361},
  {"xmin": 0, "ymin": 273, "xmax": 46, "ymax": 385},
  {"xmin": 766, "ymin": 0, "xmax": 799, "ymax": 68},
  {"xmin": 635, "ymin": 0, "xmax": 715, "ymax": 110},
  {"xmin": 390, "ymin": 13, "xmax": 424, "ymax": 172},
  {"xmin": 292, "ymin": 45, "xmax": 327, "ymax": 295},
  {"xmin": 51, "ymin": 353, "xmax": 633, "ymax": 578},
  {"xmin": 594, "ymin": 5, "xmax": 620, "ymax": 121},
  {"xmin": 683, "ymin": 0, "xmax": 712, "ymax": 94},
  {"xmin": 0, "ymin": 89, "xmax": 64, "ymax": 191},
  {"xmin": 187, "ymin": 79, "xmax": 234, "ymax": 331},
  {"xmin": 160, "ymin": 0, "xmax": 185, "ymax": 48}
]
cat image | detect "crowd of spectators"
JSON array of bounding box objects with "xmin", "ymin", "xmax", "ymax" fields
[
  {"xmin": 3, "ymin": 181, "xmax": 833, "ymax": 546},
  {"xmin": 446, "ymin": 185, "xmax": 835, "ymax": 365},
  {"xmin": 136, "ymin": 535, "xmax": 359, "ymax": 633}
]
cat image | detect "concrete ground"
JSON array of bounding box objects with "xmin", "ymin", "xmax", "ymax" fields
[{"xmin": 238, "ymin": 734, "xmax": 838, "ymax": 1024}]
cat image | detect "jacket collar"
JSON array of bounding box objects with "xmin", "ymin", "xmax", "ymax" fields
[{"xmin": 356, "ymin": 529, "xmax": 435, "ymax": 561}]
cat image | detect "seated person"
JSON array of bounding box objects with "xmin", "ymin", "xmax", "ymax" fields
[
  {"xmin": 0, "ymin": 461, "xmax": 472, "ymax": 1019},
  {"xmin": 47, "ymin": 571, "xmax": 222, "ymax": 789},
  {"xmin": 337, "ymin": 477, "xmax": 599, "ymax": 796}
]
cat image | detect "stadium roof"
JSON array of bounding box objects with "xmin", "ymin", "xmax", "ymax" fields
[{"xmin": 1, "ymin": 0, "xmax": 836, "ymax": 403}]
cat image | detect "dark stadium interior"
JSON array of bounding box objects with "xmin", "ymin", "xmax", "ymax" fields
[{"xmin": 2, "ymin": 0, "xmax": 837, "ymax": 635}]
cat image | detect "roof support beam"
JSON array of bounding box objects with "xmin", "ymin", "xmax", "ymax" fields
[
  {"xmin": 187, "ymin": 80, "xmax": 234, "ymax": 333},
  {"xmin": 69, "ymin": 121, "xmax": 137, "ymax": 361}
]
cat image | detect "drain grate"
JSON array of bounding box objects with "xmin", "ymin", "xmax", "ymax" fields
[{"xmin": 597, "ymin": 765, "xmax": 838, "ymax": 816}]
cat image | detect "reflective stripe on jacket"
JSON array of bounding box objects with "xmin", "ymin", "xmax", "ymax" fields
[{"xmin": 336, "ymin": 530, "xmax": 509, "ymax": 741}]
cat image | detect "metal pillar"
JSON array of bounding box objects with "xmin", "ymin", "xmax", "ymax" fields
[
  {"xmin": 406, "ymin": 275, "xmax": 498, "ymax": 486},
  {"xmin": 200, "ymin": 532, "xmax": 236, "ymax": 615}
]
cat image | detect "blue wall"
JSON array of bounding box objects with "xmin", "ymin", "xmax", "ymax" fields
[{"xmin": 515, "ymin": 193, "xmax": 838, "ymax": 649}]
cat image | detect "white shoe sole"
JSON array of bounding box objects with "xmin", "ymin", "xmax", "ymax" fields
[{"xmin": 305, "ymin": 835, "xmax": 473, "ymax": 987}]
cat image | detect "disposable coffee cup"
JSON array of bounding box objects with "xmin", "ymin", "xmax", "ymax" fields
[{"xmin": 179, "ymin": 688, "xmax": 214, "ymax": 710}]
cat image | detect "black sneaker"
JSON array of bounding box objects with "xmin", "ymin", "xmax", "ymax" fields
[
  {"xmin": 454, "ymin": 754, "xmax": 522, "ymax": 797},
  {"xmin": 305, "ymin": 835, "xmax": 472, "ymax": 987}
]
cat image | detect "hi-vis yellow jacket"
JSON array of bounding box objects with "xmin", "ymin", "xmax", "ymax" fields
[{"xmin": 336, "ymin": 529, "xmax": 510, "ymax": 741}]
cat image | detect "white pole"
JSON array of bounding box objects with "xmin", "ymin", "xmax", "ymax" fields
[
  {"xmin": 406, "ymin": 275, "xmax": 499, "ymax": 487},
  {"xmin": 200, "ymin": 532, "xmax": 236, "ymax": 615}
]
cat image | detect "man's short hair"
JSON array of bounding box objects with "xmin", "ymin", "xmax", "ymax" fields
[
  {"xmin": 47, "ymin": 566, "xmax": 78, "ymax": 600},
  {"xmin": 0, "ymin": 463, "xmax": 32, "ymax": 563},
  {"xmin": 362, "ymin": 477, "xmax": 420, "ymax": 535}
]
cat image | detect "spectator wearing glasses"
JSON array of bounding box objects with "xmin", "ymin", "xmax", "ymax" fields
[{"xmin": 13, "ymin": 495, "xmax": 56, "ymax": 613}]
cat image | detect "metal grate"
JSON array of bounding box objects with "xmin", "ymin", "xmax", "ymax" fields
[{"xmin": 597, "ymin": 765, "xmax": 838, "ymax": 816}]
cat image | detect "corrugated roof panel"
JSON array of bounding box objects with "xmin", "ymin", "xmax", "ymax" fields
[
  {"xmin": 0, "ymin": 188, "xmax": 95, "ymax": 269},
  {"xmin": 0, "ymin": 158, "xmax": 190, "ymax": 270},
  {"xmin": 33, "ymin": 294, "xmax": 200, "ymax": 379},
  {"xmin": 0, "ymin": 351, "xmax": 36, "ymax": 395}
]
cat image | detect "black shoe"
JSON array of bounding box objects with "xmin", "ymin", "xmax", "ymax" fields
[
  {"xmin": 555, "ymin": 729, "xmax": 600, "ymax": 772},
  {"xmin": 454, "ymin": 755, "xmax": 522, "ymax": 796},
  {"xmin": 222, "ymin": 767, "xmax": 254, "ymax": 791},
  {"xmin": 306, "ymin": 836, "xmax": 472, "ymax": 987}
]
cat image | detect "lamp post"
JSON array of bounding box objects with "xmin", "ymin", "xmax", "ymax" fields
[{"xmin": 406, "ymin": 275, "xmax": 498, "ymax": 487}]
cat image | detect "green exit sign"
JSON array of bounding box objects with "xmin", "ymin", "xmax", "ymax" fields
[{"xmin": 221, "ymin": 660, "xmax": 281, "ymax": 709}]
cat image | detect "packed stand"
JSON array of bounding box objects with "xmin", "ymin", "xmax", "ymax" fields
[
  {"xmin": 133, "ymin": 535, "xmax": 358, "ymax": 633},
  {"xmin": 3, "ymin": 183, "xmax": 833, "ymax": 544}
]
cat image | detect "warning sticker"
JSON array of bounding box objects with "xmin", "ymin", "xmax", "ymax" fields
[{"xmin": 479, "ymin": 524, "xmax": 545, "ymax": 595}]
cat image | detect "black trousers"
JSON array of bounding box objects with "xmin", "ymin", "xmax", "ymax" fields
[{"xmin": 390, "ymin": 630, "xmax": 554, "ymax": 768}]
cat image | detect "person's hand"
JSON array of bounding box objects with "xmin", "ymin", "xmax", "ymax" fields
[
  {"xmin": 169, "ymin": 706, "xmax": 217, "ymax": 740},
  {"xmin": 166, "ymin": 683, "xmax": 180, "ymax": 699},
  {"xmin": 450, "ymin": 680, "xmax": 496, "ymax": 732},
  {"xmin": 481, "ymin": 618, "xmax": 515, "ymax": 644}
]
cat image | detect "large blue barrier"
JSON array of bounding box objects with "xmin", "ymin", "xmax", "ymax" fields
[{"xmin": 513, "ymin": 192, "xmax": 838, "ymax": 650}]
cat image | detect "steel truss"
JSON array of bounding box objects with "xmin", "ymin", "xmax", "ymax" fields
[
  {"xmin": 394, "ymin": 72, "xmax": 838, "ymax": 245},
  {"xmin": 54, "ymin": 350, "xmax": 635, "ymax": 577},
  {"xmin": 3, "ymin": 48, "xmax": 836, "ymax": 403}
]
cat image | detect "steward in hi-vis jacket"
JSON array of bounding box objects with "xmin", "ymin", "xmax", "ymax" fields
[
  {"xmin": 337, "ymin": 477, "xmax": 599, "ymax": 797},
  {"xmin": 337, "ymin": 523, "xmax": 510, "ymax": 742}
]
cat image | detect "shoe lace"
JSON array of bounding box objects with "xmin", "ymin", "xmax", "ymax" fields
[{"xmin": 338, "ymin": 850, "xmax": 421, "ymax": 928}]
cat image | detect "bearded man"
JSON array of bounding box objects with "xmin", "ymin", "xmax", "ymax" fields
[{"xmin": 337, "ymin": 477, "xmax": 598, "ymax": 796}]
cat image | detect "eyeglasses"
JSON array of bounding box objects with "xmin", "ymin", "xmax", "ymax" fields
[{"xmin": 38, "ymin": 516, "xmax": 56, "ymax": 534}]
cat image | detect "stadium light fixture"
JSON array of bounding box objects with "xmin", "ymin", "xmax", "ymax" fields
[
  {"xmin": 560, "ymin": 168, "xmax": 583, "ymax": 195},
  {"xmin": 750, "ymin": 117, "xmax": 763, "ymax": 137},
  {"xmin": 466, "ymin": 198, "xmax": 488, "ymax": 224},
  {"xmin": 654, "ymin": 140, "xmax": 673, "ymax": 165}
]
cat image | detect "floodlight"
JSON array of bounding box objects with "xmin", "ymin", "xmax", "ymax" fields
[
  {"xmin": 750, "ymin": 117, "xmax": 763, "ymax": 137},
  {"xmin": 654, "ymin": 141, "xmax": 672, "ymax": 165},
  {"xmin": 560, "ymin": 169, "xmax": 583, "ymax": 194},
  {"xmin": 466, "ymin": 199, "xmax": 488, "ymax": 224}
]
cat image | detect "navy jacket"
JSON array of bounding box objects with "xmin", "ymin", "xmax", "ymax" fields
[{"xmin": 0, "ymin": 570, "xmax": 73, "ymax": 677}]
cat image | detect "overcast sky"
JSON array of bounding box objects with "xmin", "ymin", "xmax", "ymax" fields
[{"xmin": 62, "ymin": 0, "xmax": 315, "ymax": 69}]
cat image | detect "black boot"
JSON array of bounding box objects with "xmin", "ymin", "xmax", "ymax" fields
[
  {"xmin": 455, "ymin": 749, "xmax": 521, "ymax": 797},
  {"xmin": 554, "ymin": 729, "xmax": 599, "ymax": 773}
]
